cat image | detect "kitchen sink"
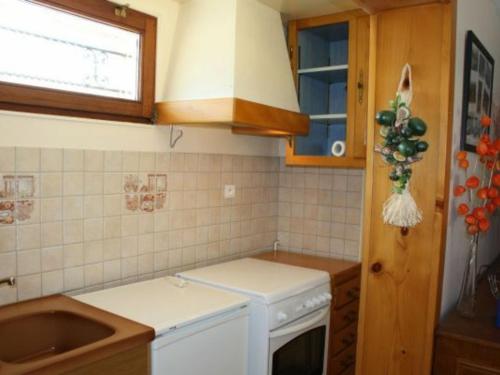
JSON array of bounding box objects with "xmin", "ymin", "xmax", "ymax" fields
[{"xmin": 0, "ymin": 310, "xmax": 115, "ymax": 364}]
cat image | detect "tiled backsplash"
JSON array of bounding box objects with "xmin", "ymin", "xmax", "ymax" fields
[
  {"xmin": 277, "ymin": 159, "xmax": 363, "ymax": 260},
  {"xmin": 0, "ymin": 147, "xmax": 363, "ymax": 306}
]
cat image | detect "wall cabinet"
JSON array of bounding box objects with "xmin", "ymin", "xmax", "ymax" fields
[{"xmin": 286, "ymin": 10, "xmax": 369, "ymax": 168}]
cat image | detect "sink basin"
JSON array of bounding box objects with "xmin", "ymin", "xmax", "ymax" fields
[
  {"xmin": 0, "ymin": 311, "xmax": 114, "ymax": 363},
  {"xmin": 0, "ymin": 295, "xmax": 154, "ymax": 375}
]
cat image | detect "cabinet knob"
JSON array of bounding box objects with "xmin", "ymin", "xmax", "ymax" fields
[{"xmin": 371, "ymin": 262, "xmax": 383, "ymax": 273}]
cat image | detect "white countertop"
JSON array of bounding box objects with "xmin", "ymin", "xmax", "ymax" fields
[
  {"xmin": 178, "ymin": 258, "xmax": 330, "ymax": 304},
  {"xmin": 74, "ymin": 277, "xmax": 249, "ymax": 336}
]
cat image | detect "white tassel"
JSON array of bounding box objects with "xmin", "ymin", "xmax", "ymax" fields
[{"xmin": 382, "ymin": 186, "xmax": 422, "ymax": 228}]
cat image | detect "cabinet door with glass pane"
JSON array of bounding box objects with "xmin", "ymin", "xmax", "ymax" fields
[{"xmin": 286, "ymin": 11, "xmax": 369, "ymax": 168}]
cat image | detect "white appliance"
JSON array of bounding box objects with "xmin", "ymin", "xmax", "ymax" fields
[
  {"xmin": 74, "ymin": 277, "xmax": 249, "ymax": 375},
  {"xmin": 178, "ymin": 258, "xmax": 332, "ymax": 375}
]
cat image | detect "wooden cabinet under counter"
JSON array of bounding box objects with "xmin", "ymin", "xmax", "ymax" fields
[{"xmin": 254, "ymin": 250, "xmax": 361, "ymax": 375}]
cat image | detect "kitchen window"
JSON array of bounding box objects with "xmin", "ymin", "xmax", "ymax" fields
[{"xmin": 0, "ymin": 0, "xmax": 157, "ymax": 123}]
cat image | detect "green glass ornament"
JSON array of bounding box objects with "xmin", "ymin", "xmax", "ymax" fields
[
  {"xmin": 376, "ymin": 111, "xmax": 396, "ymax": 126},
  {"xmin": 416, "ymin": 141, "xmax": 429, "ymax": 152},
  {"xmin": 398, "ymin": 140, "xmax": 416, "ymax": 157},
  {"xmin": 408, "ymin": 117, "xmax": 427, "ymax": 136}
]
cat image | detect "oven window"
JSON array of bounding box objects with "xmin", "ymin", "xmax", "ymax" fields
[{"xmin": 272, "ymin": 326, "xmax": 326, "ymax": 375}]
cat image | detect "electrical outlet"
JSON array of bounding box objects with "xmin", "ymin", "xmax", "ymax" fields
[{"xmin": 224, "ymin": 184, "xmax": 236, "ymax": 199}]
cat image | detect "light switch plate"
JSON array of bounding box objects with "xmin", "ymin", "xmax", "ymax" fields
[{"xmin": 224, "ymin": 184, "xmax": 236, "ymax": 199}]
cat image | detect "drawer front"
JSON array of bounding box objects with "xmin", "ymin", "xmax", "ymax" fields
[
  {"xmin": 332, "ymin": 299, "xmax": 359, "ymax": 332},
  {"xmin": 331, "ymin": 322, "xmax": 357, "ymax": 355},
  {"xmin": 330, "ymin": 344, "xmax": 356, "ymax": 375},
  {"xmin": 333, "ymin": 277, "xmax": 360, "ymax": 308}
]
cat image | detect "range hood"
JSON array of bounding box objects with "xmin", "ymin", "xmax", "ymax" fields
[{"xmin": 155, "ymin": 0, "xmax": 309, "ymax": 136}]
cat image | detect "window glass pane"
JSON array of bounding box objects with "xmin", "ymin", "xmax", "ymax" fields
[{"xmin": 0, "ymin": 0, "xmax": 141, "ymax": 100}]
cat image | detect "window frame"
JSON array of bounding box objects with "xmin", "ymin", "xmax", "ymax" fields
[{"xmin": 0, "ymin": 0, "xmax": 157, "ymax": 124}]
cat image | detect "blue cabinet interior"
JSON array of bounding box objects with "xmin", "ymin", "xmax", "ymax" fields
[{"xmin": 295, "ymin": 22, "xmax": 349, "ymax": 157}]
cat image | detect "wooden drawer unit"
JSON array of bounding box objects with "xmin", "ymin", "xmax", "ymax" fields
[
  {"xmin": 331, "ymin": 322, "xmax": 357, "ymax": 355},
  {"xmin": 332, "ymin": 299, "xmax": 359, "ymax": 331},
  {"xmin": 329, "ymin": 343, "xmax": 356, "ymax": 375},
  {"xmin": 254, "ymin": 250, "xmax": 361, "ymax": 375},
  {"xmin": 334, "ymin": 277, "xmax": 360, "ymax": 307}
]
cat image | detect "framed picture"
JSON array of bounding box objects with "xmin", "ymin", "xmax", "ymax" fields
[{"xmin": 461, "ymin": 31, "xmax": 495, "ymax": 152}]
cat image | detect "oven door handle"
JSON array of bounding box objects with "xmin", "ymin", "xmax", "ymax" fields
[{"xmin": 269, "ymin": 307, "xmax": 329, "ymax": 339}]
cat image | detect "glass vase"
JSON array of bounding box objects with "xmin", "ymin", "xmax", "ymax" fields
[{"xmin": 457, "ymin": 234, "xmax": 479, "ymax": 318}]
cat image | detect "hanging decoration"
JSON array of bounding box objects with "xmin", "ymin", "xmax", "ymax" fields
[{"xmin": 375, "ymin": 64, "xmax": 429, "ymax": 228}]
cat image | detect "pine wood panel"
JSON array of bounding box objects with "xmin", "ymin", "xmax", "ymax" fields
[
  {"xmin": 352, "ymin": 0, "xmax": 449, "ymax": 14},
  {"xmin": 356, "ymin": 3, "xmax": 454, "ymax": 374}
]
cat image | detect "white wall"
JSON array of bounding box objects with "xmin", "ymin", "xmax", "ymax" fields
[
  {"xmin": 440, "ymin": 0, "xmax": 500, "ymax": 317},
  {"xmin": 0, "ymin": 0, "xmax": 280, "ymax": 157}
]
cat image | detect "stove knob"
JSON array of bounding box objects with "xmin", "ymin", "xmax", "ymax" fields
[
  {"xmin": 277, "ymin": 312, "xmax": 288, "ymax": 322},
  {"xmin": 305, "ymin": 300, "xmax": 314, "ymax": 308}
]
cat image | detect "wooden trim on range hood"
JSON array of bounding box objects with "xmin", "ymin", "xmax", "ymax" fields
[
  {"xmin": 352, "ymin": 0, "xmax": 449, "ymax": 14},
  {"xmin": 154, "ymin": 98, "xmax": 309, "ymax": 136}
]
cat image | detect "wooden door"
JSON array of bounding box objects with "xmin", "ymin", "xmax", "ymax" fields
[{"xmin": 356, "ymin": 2, "xmax": 454, "ymax": 375}]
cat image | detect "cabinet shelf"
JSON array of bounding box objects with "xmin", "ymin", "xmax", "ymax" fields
[{"xmin": 298, "ymin": 65, "xmax": 348, "ymax": 83}]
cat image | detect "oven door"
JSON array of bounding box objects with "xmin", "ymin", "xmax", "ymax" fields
[{"xmin": 268, "ymin": 307, "xmax": 330, "ymax": 375}]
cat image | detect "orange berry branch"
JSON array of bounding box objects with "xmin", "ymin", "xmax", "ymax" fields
[{"xmin": 454, "ymin": 115, "xmax": 500, "ymax": 236}]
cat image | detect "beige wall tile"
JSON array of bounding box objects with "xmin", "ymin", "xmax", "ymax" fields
[
  {"xmin": 41, "ymin": 246, "xmax": 63, "ymax": 272},
  {"xmin": 103, "ymin": 238, "xmax": 121, "ymax": 260},
  {"xmin": 63, "ymin": 243, "xmax": 84, "ymax": 267},
  {"xmin": 16, "ymin": 148, "xmax": 40, "ymax": 172},
  {"xmin": 84, "ymin": 196, "xmax": 103, "ymax": 218},
  {"xmin": 64, "ymin": 266, "xmax": 84, "ymax": 291},
  {"xmin": 17, "ymin": 249, "xmax": 41, "ymax": 275},
  {"xmin": 63, "ymin": 173, "xmax": 84, "ymax": 196},
  {"xmin": 121, "ymin": 256, "xmax": 138, "ymax": 278},
  {"xmin": 84, "ymin": 173, "xmax": 103, "ymax": 195},
  {"xmin": 42, "ymin": 270, "xmax": 63, "ymax": 295},
  {"xmin": 63, "ymin": 220, "xmax": 83, "ymax": 244},
  {"xmin": 121, "ymin": 236, "xmax": 138, "ymax": 257},
  {"xmin": 0, "ymin": 148, "xmax": 15, "ymax": 172},
  {"xmin": 63, "ymin": 196, "xmax": 83, "ymax": 220},
  {"xmin": 17, "ymin": 273, "xmax": 41, "ymax": 301},
  {"xmin": 41, "ymin": 222, "xmax": 63, "ymax": 247},
  {"xmin": 0, "ymin": 226, "xmax": 16, "ymax": 252},
  {"xmin": 103, "ymin": 260, "xmax": 121, "ymax": 282},
  {"xmin": 104, "ymin": 151, "xmax": 122, "ymax": 172},
  {"xmin": 103, "ymin": 194, "xmax": 122, "ymax": 216},
  {"xmin": 139, "ymin": 152, "xmax": 155, "ymax": 171},
  {"xmin": 121, "ymin": 215, "xmax": 138, "ymax": 237},
  {"xmin": 122, "ymin": 152, "xmax": 139, "ymax": 172},
  {"xmin": 41, "ymin": 198, "xmax": 62, "ymax": 222},
  {"xmin": 138, "ymin": 253, "xmax": 154, "ymax": 274},
  {"xmin": 84, "ymin": 263, "xmax": 103, "ymax": 286},
  {"xmin": 0, "ymin": 286, "xmax": 17, "ymax": 306},
  {"xmin": 103, "ymin": 173, "xmax": 122, "ymax": 194},
  {"xmin": 153, "ymin": 251, "xmax": 169, "ymax": 271},
  {"xmin": 155, "ymin": 152, "xmax": 170, "ymax": 172},
  {"xmin": 17, "ymin": 224, "xmax": 40, "ymax": 250},
  {"xmin": 41, "ymin": 149, "xmax": 63, "ymax": 172},
  {"xmin": 63, "ymin": 149, "xmax": 83, "ymax": 172},
  {"xmin": 41, "ymin": 173, "xmax": 62, "ymax": 197},
  {"xmin": 84, "ymin": 150, "xmax": 103, "ymax": 172},
  {"xmin": 83, "ymin": 218, "xmax": 103, "ymax": 241},
  {"xmin": 104, "ymin": 216, "xmax": 121, "ymax": 239},
  {"xmin": 84, "ymin": 240, "xmax": 103, "ymax": 264},
  {"xmin": 0, "ymin": 252, "xmax": 16, "ymax": 278}
]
